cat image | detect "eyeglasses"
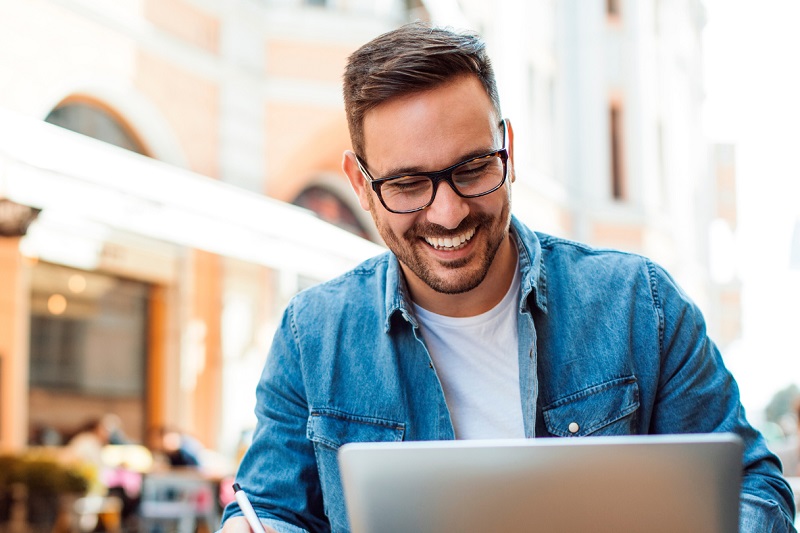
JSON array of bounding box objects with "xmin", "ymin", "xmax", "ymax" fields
[{"xmin": 355, "ymin": 119, "xmax": 509, "ymax": 214}]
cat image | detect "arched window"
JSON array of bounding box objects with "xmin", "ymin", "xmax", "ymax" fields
[
  {"xmin": 293, "ymin": 186, "xmax": 370, "ymax": 240},
  {"xmin": 45, "ymin": 99, "xmax": 148, "ymax": 155}
]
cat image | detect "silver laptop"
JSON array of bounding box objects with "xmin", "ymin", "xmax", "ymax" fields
[{"xmin": 338, "ymin": 433, "xmax": 743, "ymax": 533}]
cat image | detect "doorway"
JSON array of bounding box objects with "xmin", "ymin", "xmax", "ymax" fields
[{"xmin": 27, "ymin": 263, "xmax": 149, "ymax": 445}]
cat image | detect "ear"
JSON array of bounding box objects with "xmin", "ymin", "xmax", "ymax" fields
[
  {"xmin": 343, "ymin": 150, "xmax": 372, "ymax": 211},
  {"xmin": 505, "ymin": 118, "xmax": 516, "ymax": 183}
]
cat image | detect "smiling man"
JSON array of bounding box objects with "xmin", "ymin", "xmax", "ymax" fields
[
  {"xmin": 348, "ymin": 75, "xmax": 516, "ymax": 316},
  {"xmin": 221, "ymin": 23, "xmax": 796, "ymax": 533}
]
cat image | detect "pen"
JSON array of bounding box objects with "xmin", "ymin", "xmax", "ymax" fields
[{"xmin": 233, "ymin": 483, "xmax": 267, "ymax": 533}]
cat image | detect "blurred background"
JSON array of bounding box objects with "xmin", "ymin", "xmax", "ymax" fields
[{"xmin": 0, "ymin": 0, "xmax": 798, "ymax": 528}]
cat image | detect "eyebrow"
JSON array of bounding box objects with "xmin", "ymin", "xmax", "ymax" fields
[{"xmin": 376, "ymin": 146, "xmax": 499, "ymax": 179}]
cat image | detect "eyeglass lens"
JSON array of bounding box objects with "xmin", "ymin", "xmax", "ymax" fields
[{"xmin": 379, "ymin": 153, "xmax": 506, "ymax": 212}]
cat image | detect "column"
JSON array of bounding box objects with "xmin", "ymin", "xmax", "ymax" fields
[{"xmin": 0, "ymin": 237, "xmax": 30, "ymax": 450}]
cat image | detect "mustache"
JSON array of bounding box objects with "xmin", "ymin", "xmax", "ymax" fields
[{"xmin": 405, "ymin": 213, "xmax": 492, "ymax": 239}]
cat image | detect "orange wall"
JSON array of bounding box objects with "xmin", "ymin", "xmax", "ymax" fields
[
  {"xmin": 590, "ymin": 221, "xmax": 644, "ymax": 251},
  {"xmin": 144, "ymin": 0, "xmax": 220, "ymax": 54},
  {"xmin": 266, "ymin": 39, "xmax": 352, "ymax": 82},
  {"xmin": 0, "ymin": 239, "xmax": 29, "ymax": 450},
  {"xmin": 190, "ymin": 250, "xmax": 223, "ymax": 449},
  {"xmin": 135, "ymin": 51, "xmax": 220, "ymax": 178},
  {"xmin": 266, "ymin": 103, "xmax": 351, "ymax": 201}
]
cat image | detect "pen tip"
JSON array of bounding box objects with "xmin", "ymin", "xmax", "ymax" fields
[{"xmin": 233, "ymin": 483, "xmax": 241, "ymax": 492}]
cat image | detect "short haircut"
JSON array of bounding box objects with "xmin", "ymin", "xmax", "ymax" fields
[{"xmin": 343, "ymin": 22, "xmax": 502, "ymax": 157}]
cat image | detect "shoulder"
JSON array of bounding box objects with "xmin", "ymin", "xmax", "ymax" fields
[{"xmin": 534, "ymin": 232, "xmax": 692, "ymax": 310}]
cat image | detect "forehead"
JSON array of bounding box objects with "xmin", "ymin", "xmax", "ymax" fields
[{"xmin": 361, "ymin": 75, "xmax": 499, "ymax": 174}]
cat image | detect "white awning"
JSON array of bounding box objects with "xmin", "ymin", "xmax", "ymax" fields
[{"xmin": 0, "ymin": 108, "xmax": 384, "ymax": 280}]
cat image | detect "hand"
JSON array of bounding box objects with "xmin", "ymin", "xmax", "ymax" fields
[
  {"xmin": 221, "ymin": 516, "xmax": 280, "ymax": 533},
  {"xmin": 222, "ymin": 517, "xmax": 251, "ymax": 533}
]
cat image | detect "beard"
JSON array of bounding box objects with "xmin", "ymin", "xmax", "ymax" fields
[{"xmin": 369, "ymin": 196, "xmax": 512, "ymax": 295}]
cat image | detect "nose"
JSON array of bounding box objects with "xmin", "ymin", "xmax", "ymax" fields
[{"xmin": 425, "ymin": 180, "xmax": 469, "ymax": 230}]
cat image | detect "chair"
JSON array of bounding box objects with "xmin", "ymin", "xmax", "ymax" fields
[{"xmin": 138, "ymin": 470, "xmax": 219, "ymax": 533}]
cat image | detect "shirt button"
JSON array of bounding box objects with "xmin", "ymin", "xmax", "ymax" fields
[{"xmin": 568, "ymin": 422, "xmax": 580, "ymax": 434}]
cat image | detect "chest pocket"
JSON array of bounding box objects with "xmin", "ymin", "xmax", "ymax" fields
[
  {"xmin": 542, "ymin": 376, "xmax": 639, "ymax": 437},
  {"xmin": 307, "ymin": 409, "xmax": 405, "ymax": 449}
]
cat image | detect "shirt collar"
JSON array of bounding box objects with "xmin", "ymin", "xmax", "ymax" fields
[{"xmin": 510, "ymin": 215, "xmax": 548, "ymax": 315}]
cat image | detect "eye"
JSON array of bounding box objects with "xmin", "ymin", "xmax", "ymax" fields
[
  {"xmin": 382, "ymin": 176, "xmax": 431, "ymax": 196},
  {"xmin": 453, "ymin": 159, "xmax": 492, "ymax": 181}
]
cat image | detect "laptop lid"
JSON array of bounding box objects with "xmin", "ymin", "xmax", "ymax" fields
[{"xmin": 338, "ymin": 433, "xmax": 743, "ymax": 533}]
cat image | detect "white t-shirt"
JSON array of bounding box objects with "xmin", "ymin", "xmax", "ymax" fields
[{"xmin": 412, "ymin": 264, "xmax": 524, "ymax": 439}]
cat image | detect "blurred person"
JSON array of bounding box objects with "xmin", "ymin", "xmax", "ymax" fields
[
  {"xmin": 66, "ymin": 417, "xmax": 112, "ymax": 478},
  {"xmin": 67, "ymin": 415, "xmax": 143, "ymax": 523},
  {"xmin": 163, "ymin": 428, "xmax": 203, "ymax": 467},
  {"xmin": 29, "ymin": 422, "xmax": 63, "ymax": 446},
  {"xmin": 67, "ymin": 414, "xmax": 131, "ymax": 464},
  {"xmin": 100, "ymin": 413, "xmax": 132, "ymax": 445},
  {"xmin": 149, "ymin": 426, "xmax": 203, "ymax": 468},
  {"xmin": 221, "ymin": 23, "xmax": 796, "ymax": 532},
  {"xmin": 66, "ymin": 416, "xmax": 119, "ymax": 500}
]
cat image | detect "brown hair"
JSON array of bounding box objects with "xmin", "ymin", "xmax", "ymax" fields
[{"xmin": 343, "ymin": 22, "xmax": 502, "ymax": 156}]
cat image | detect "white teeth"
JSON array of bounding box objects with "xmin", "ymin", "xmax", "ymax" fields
[{"xmin": 424, "ymin": 228, "xmax": 475, "ymax": 250}]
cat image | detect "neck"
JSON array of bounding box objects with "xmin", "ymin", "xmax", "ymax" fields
[{"xmin": 407, "ymin": 234, "xmax": 518, "ymax": 318}]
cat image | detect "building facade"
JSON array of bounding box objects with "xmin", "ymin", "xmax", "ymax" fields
[
  {"xmin": 0, "ymin": 0, "xmax": 397, "ymax": 455},
  {"xmin": 0, "ymin": 0, "xmax": 736, "ymax": 459}
]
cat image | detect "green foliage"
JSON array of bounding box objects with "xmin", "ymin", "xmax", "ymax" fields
[{"xmin": 0, "ymin": 451, "xmax": 89, "ymax": 496}]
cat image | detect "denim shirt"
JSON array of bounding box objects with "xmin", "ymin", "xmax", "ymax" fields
[{"xmin": 223, "ymin": 216, "xmax": 796, "ymax": 533}]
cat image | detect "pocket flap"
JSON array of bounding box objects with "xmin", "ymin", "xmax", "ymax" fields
[
  {"xmin": 542, "ymin": 376, "xmax": 639, "ymax": 437},
  {"xmin": 307, "ymin": 409, "xmax": 405, "ymax": 450}
]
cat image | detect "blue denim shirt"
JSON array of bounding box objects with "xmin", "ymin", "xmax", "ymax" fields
[{"xmin": 223, "ymin": 216, "xmax": 796, "ymax": 532}]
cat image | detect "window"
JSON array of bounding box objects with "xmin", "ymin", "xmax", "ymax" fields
[
  {"xmin": 609, "ymin": 101, "xmax": 627, "ymax": 201},
  {"xmin": 29, "ymin": 265, "xmax": 149, "ymax": 395},
  {"xmin": 45, "ymin": 100, "xmax": 147, "ymax": 155},
  {"xmin": 28, "ymin": 264, "xmax": 150, "ymax": 443},
  {"xmin": 293, "ymin": 186, "xmax": 370, "ymax": 240}
]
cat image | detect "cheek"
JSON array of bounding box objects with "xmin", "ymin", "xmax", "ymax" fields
[
  {"xmin": 374, "ymin": 210, "xmax": 415, "ymax": 240},
  {"xmin": 466, "ymin": 195, "xmax": 504, "ymax": 217}
]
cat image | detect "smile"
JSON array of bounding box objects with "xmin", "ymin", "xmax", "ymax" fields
[{"xmin": 423, "ymin": 228, "xmax": 476, "ymax": 250}]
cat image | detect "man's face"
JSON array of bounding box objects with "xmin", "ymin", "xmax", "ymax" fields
[{"xmin": 345, "ymin": 75, "xmax": 514, "ymax": 299}]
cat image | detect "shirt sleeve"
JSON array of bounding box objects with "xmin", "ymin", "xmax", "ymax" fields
[
  {"xmin": 220, "ymin": 301, "xmax": 329, "ymax": 532},
  {"xmin": 649, "ymin": 262, "xmax": 797, "ymax": 532}
]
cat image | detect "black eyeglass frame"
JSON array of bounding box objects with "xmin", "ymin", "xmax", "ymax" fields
[{"xmin": 355, "ymin": 119, "xmax": 510, "ymax": 214}]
